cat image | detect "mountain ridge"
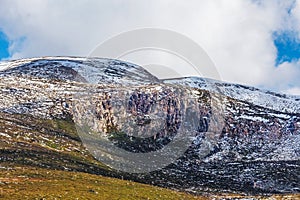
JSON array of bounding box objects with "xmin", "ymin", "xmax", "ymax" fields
[{"xmin": 0, "ymin": 56, "xmax": 299, "ymax": 195}]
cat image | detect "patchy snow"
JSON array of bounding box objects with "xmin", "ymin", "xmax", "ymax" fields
[
  {"xmin": 0, "ymin": 56, "xmax": 299, "ymax": 165},
  {"xmin": 164, "ymin": 77, "xmax": 300, "ymax": 113},
  {"xmin": 0, "ymin": 132, "xmax": 11, "ymax": 138}
]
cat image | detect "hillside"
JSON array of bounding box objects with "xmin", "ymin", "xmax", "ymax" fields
[{"xmin": 0, "ymin": 57, "xmax": 299, "ymax": 198}]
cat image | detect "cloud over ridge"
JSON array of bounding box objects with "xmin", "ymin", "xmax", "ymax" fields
[{"xmin": 0, "ymin": 0, "xmax": 300, "ymax": 95}]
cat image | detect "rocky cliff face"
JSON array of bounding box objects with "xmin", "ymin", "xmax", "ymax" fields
[{"xmin": 0, "ymin": 57, "xmax": 299, "ymax": 195}]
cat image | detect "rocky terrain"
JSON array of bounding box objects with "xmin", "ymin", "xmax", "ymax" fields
[{"xmin": 0, "ymin": 56, "xmax": 299, "ymax": 198}]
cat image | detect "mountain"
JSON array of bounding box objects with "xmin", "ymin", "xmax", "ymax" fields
[
  {"xmin": 0, "ymin": 56, "xmax": 159, "ymax": 84},
  {"xmin": 0, "ymin": 56, "xmax": 299, "ymax": 197},
  {"xmin": 164, "ymin": 77, "xmax": 300, "ymax": 113}
]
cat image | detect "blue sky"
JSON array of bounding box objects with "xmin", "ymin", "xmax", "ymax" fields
[
  {"xmin": 0, "ymin": 0, "xmax": 300, "ymax": 95},
  {"xmin": 0, "ymin": 31, "xmax": 9, "ymax": 60},
  {"xmin": 274, "ymin": 31, "xmax": 300, "ymax": 66}
]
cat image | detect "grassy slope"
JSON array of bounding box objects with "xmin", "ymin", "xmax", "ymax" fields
[
  {"xmin": 0, "ymin": 113, "xmax": 205, "ymax": 199},
  {"xmin": 0, "ymin": 113, "xmax": 299, "ymax": 199},
  {"xmin": 0, "ymin": 167, "xmax": 203, "ymax": 200},
  {"xmin": 1, "ymin": 167, "xmax": 299, "ymax": 200}
]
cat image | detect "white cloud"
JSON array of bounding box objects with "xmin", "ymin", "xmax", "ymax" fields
[
  {"xmin": 285, "ymin": 87, "xmax": 300, "ymax": 95},
  {"xmin": 0, "ymin": 0, "xmax": 299, "ymax": 95},
  {"xmin": 291, "ymin": 0, "xmax": 300, "ymax": 34},
  {"xmin": 266, "ymin": 60, "xmax": 300, "ymax": 92}
]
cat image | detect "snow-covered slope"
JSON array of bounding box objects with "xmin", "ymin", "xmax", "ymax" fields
[
  {"xmin": 0, "ymin": 57, "xmax": 299, "ymax": 194},
  {"xmin": 0, "ymin": 56, "xmax": 160, "ymax": 85},
  {"xmin": 0, "ymin": 57, "xmax": 159, "ymax": 119},
  {"xmin": 164, "ymin": 77, "xmax": 299, "ymax": 113}
]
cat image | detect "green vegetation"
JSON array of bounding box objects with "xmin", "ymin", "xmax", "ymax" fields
[
  {"xmin": 0, "ymin": 167, "xmax": 203, "ymax": 200},
  {"xmin": 0, "ymin": 112, "xmax": 299, "ymax": 199},
  {"xmin": 0, "ymin": 167, "xmax": 298, "ymax": 200}
]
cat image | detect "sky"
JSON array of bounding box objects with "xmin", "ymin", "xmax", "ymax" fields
[
  {"xmin": 0, "ymin": 0, "xmax": 300, "ymax": 95},
  {"xmin": 0, "ymin": 31, "xmax": 9, "ymax": 59}
]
